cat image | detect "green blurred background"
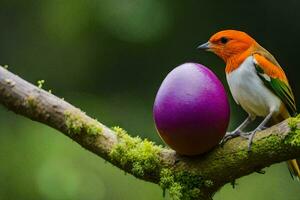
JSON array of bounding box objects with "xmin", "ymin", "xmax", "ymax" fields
[{"xmin": 0, "ymin": 0, "xmax": 300, "ymax": 199}]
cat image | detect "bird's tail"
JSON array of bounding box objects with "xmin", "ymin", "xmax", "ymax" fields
[{"xmin": 287, "ymin": 159, "xmax": 300, "ymax": 180}]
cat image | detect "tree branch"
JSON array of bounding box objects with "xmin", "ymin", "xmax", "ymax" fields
[{"xmin": 1, "ymin": 66, "xmax": 300, "ymax": 200}]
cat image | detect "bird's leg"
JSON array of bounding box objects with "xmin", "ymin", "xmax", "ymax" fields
[
  {"xmin": 246, "ymin": 112, "xmax": 274, "ymax": 151},
  {"xmin": 220, "ymin": 115, "xmax": 254, "ymax": 144}
]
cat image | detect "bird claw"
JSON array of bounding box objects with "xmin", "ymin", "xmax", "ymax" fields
[
  {"xmin": 220, "ymin": 126, "xmax": 266, "ymax": 149},
  {"xmin": 239, "ymin": 126, "xmax": 267, "ymax": 151},
  {"xmin": 239, "ymin": 131, "xmax": 252, "ymax": 139},
  {"xmin": 260, "ymin": 126, "xmax": 268, "ymax": 131},
  {"xmin": 220, "ymin": 130, "xmax": 242, "ymax": 145},
  {"xmin": 245, "ymin": 130, "xmax": 260, "ymax": 151}
]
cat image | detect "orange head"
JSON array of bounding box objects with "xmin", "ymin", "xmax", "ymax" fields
[{"xmin": 198, "ymin": 30, "xmax": 256, "ymax": 62}]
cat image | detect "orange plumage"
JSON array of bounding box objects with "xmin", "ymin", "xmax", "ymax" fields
[{"xmin": 253, "ymin": 54, "xmax": 288, "ymax": 84}]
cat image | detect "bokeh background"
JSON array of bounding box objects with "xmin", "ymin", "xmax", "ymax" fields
[{"xmin": 0, "ymin": 0, "xmax": 300, "ymax": 199}]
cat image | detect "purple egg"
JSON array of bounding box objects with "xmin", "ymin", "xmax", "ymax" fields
[{"xmin": 153, "ymin": 63, "xmax": 230, "ymax": 155}]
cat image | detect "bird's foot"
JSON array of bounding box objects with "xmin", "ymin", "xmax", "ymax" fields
[
  {"xmin": 246, "ymin": 131, "xmax": 256, "ymax": 151},
  {"xmin": 220, "ymin": 130, "xmax": 243, "ymax": 145},
  {"xmin": 239, "ymin": 131, "xmax": 252, "ymax": 139},
  {"xmin": 244, "ymin": 127, "xmax": 265, "ymax": 151},
  {"xmin": 220, "ymin": 126, "xmax": 267, "ymax": 147}
]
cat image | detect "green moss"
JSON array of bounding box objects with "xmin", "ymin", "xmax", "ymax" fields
[
  {"xmin": 26, "ymin": 95, "xmax": 38, "ymax": 109},
  {"xmin": 159, "ymin": 168, "xmax": 210, "ymax": 200},
  {"xmin": 88, "ymin": 122, "xmax": 102, "ymax": 135},
  {"xmin": 110, "ymin": 126, "xmax": 162, "ymax": 177},
  {"xmin": 110, "ymin": 127, "xmax": 214, "ymax": 199},
  {"xmin": 37, "ymin": 80, "xmax": 45, "ymax": 89},
  {"xmin": 160, "ymin": 168, "xmax": 174, "ymax": 195},
  {"xmin": 169, "ymin": 183, "xmax": 183, "ymax": 200},
  {"xmin": 204, "ymin": 180, "xmax": 214, "ymax": 188},
  {"xmin": 265, "ymin": 135, "xmax": 281, "ymax": 146},
  {"xmin": 285, "ymin": 115, "xmax": 300, "ymax": 147},
  {"xmin": 248, "ymin": 134, "xmax": 282, "ymax": 154},
  {"xmin": 112, "ymin": 126, "xmax": 127, "ymax": 138},
  {"xmin": 64, "ymin": 110, "xmax": 102, "ymax": 135},
  {"xmin": 235, "ymin": 149, "xmax": 248, "ymax": 158},
  {"xmin": 288, "ymin": 114, "xmax": 300, "ymax": 131}
]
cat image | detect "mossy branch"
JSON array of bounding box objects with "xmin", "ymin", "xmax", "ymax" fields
[{"xmin": 1, "ymin": 66, "xmax": 300, "ymax": 200}]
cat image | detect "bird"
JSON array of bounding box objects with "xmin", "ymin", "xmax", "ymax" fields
[{"xmin": 197, "ymin": 30, "xmax": 300, "ymax": 179}]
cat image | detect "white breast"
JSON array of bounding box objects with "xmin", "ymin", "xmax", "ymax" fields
[{"xmin": 226, "ymin": 56, "xmax": 282, "ymax": 117}]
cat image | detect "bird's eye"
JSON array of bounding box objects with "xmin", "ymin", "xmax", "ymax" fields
[{"xmin": 220, "ymin": 37, "xmax": 228, "ymax": 44}]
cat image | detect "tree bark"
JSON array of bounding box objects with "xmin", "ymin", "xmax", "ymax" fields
[{"xmin": 0, "ymin": 66, "xmax": 300, "ymax": 200}]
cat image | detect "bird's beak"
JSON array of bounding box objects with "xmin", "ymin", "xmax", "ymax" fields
[{"xmin": 197, "ymin": 41, "xmax": 211, "ymax": 51}]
